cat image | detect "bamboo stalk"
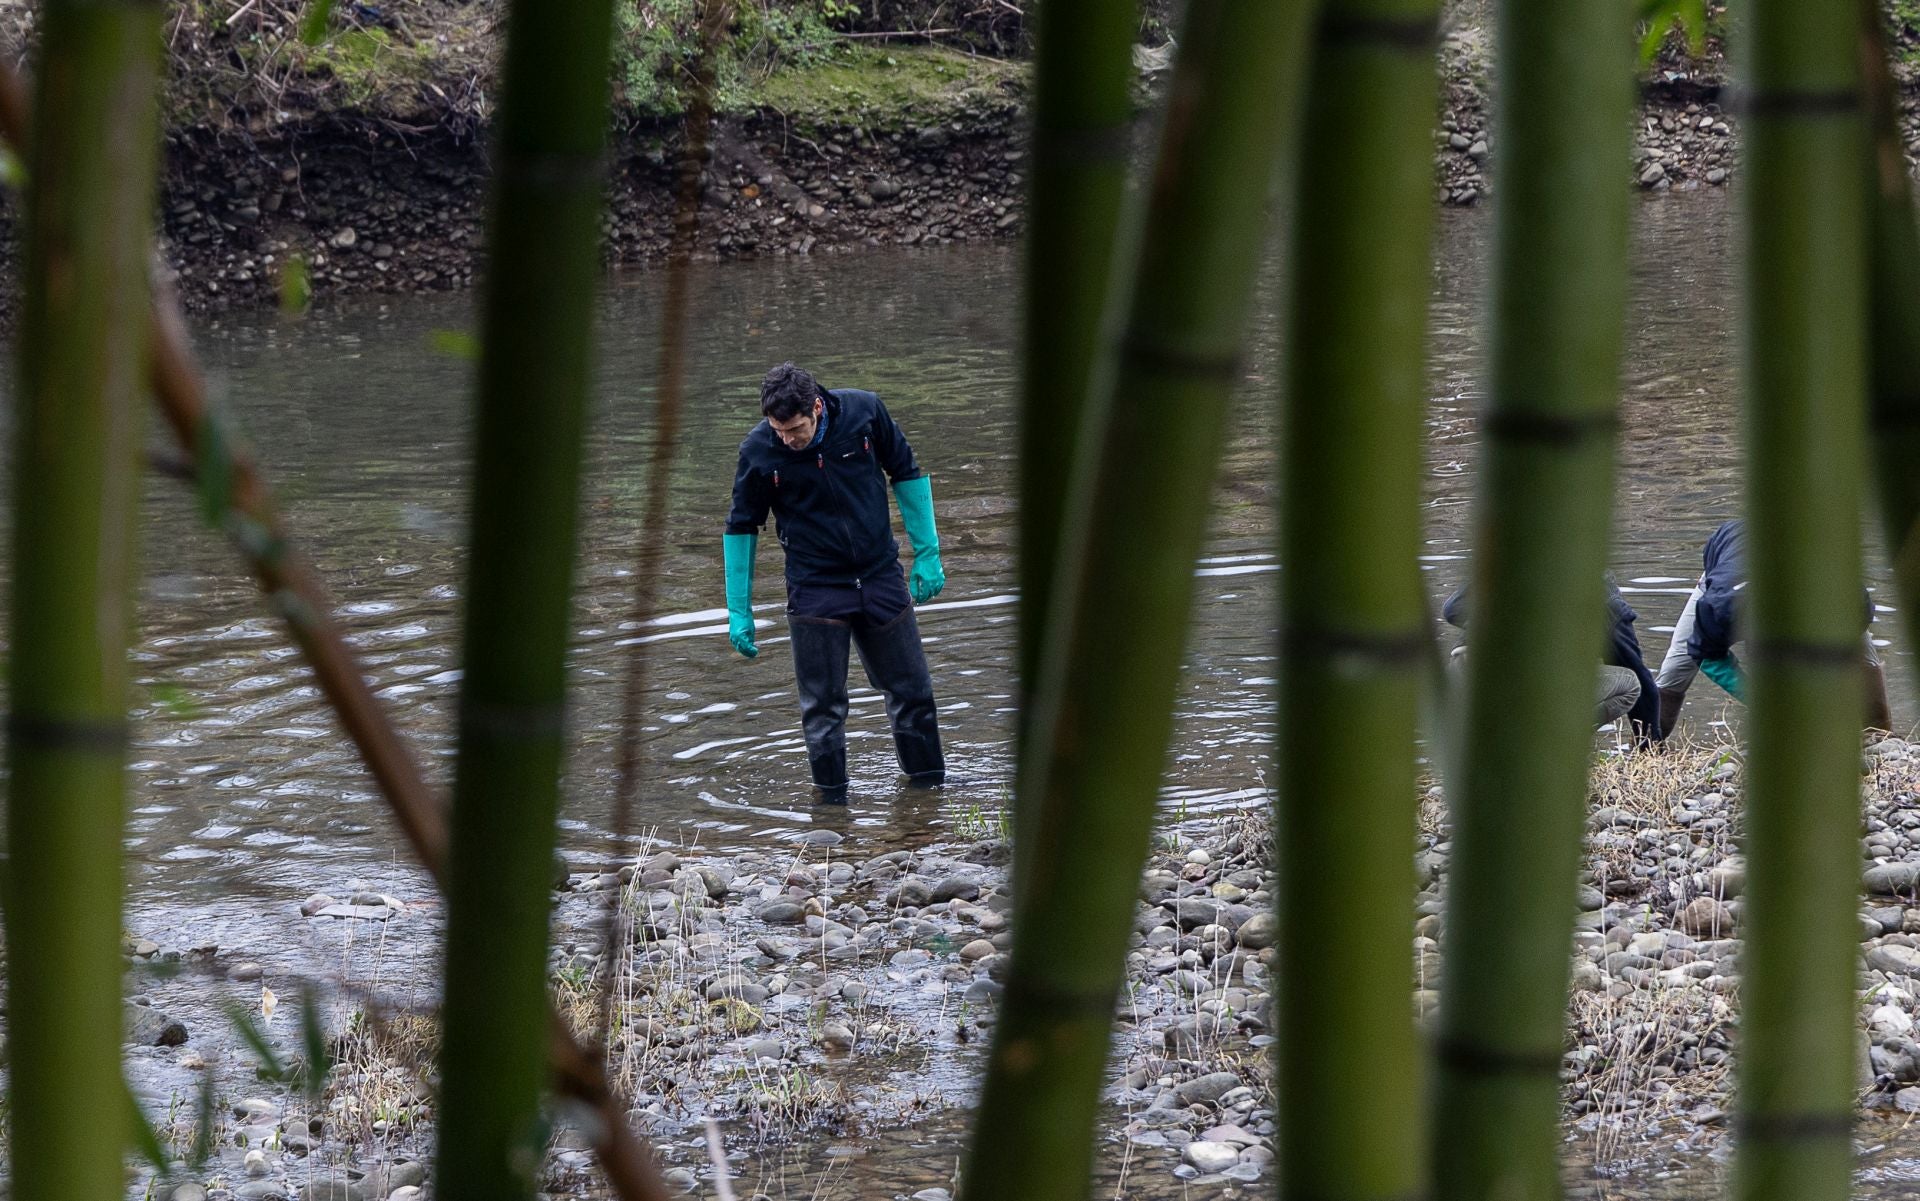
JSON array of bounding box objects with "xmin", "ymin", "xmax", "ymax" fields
[
  {"xmin": 1275, "ymin": 0, "xmax": 1442, "ymax": 1196},
  {"xmin": 4, "ymin": 3, "xmax": 163, "ymax": 1199},
  {"xmin": 1732, "ymin": 0, "xmax": 1869, "ymax": 1193},
  {"xmin": 434, "ymin": 0, "xmax": 620, "ymax": 1195},
  {"xmin": 959, "ymin": 2, "xmax": 1316, "ymax": 1197},
  {"xmin": 0, "ymin": 53, "xmax": 672, "ymax": 1201},
  {"xmin": 1429, "ymin": 0, "xmax": 1636, "ymax": 1193},
  {"xmin": 1862, "ymin": 0, "xmax": 1920, "ymax": 657},
  {"xmin": 1012, "ymin": 0, "xmax": 1134, "ymax": 771}
]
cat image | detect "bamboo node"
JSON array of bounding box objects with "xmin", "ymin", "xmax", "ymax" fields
[
  {"xmin": 1315, "ymin": 10, "xmax": 1439, "ymax": 52},
  {"xmin": 459, "ymin": 698, "xmax": 569, "ymax": 741},
  {"xmin": 1031, "ymin": 122, "xmax": 1133, "ymax": 165},
  {"xmin": 1433, "ymin": 1033, "xmax": 1564, "ymax": 1078},
  {"xmin": 496, "ymin": 147, "xmax": 610, "ymax": 193},
  {"xmin": 1281, "ymin": 624, "xmax": 1429, "ymax": 665},
  {"xmin": 6, "ymin": 712, "xmax": 132, "ymax": 752},
  {"xmin": 1734, "ymin": 1110, "xmax": 1854, "ymax": 1143},
  {"xmin": 1116, "ymin": 335, "xmax": 1242, "ymax": 382},
  {"xmin": 1746, "ymin": 636, "xmax": 1863, "ymax": 668},
  {"xmin": 1479, "ymin": 407, "xmax": 1619, "ymax": 448}
]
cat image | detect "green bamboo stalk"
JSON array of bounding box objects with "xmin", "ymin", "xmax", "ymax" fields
[
  {"xmin": 1013, "ymin": 0, "xmax": 1135, "ymax": 762},
  {"xmin": 959, "ymin": 2, "xmax": 1315, "ymax": 1197},
  {"xmin": 4, "ymin": 3, "xmax": 164, "ymax": 1200},
  {"xmin": 434, "ymin": 0, "xmax": 618, "ymax": 1195},
  {"xmin": 1275, "ymin": 0, "xmax": 1441, "ymax": 1196},
  {"xmin": 1862, "ymin": 0, "xmax": 1920, "ymax": 659},
  {"xmin": 1429, "ymin": 0, "xmax": 1636, "ymax": 1195},
  {"xmin": 1732, "ymin": 0, "xmax": 1869, "ymax": 1194}
]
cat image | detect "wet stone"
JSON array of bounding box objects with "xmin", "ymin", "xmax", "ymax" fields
[
  {"xmin": 1174, "ymin": 1072, "xmax": 1242, "ymax": 1105},
  {"xmin": 126, "ymin": 1001, "xmax": 188, "ymax": 1047},
  {"xmin": 1184, "ymin": 1140, "xmax": 1241, "ymax": 1174}
]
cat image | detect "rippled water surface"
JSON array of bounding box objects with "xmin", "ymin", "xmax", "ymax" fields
[{"xmin": 77, "ymin": 189, "xmax": 1917, "ymax": 1195}]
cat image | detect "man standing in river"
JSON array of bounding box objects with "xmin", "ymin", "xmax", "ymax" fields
[{"xmin": 722, "ymin": 362, "xmax": 947, "ymax": 803}]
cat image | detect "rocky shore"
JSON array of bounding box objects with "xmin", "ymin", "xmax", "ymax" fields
[{"xmin": 110, "ymin": 736, "xmax": 1920, "ymax": 1200}]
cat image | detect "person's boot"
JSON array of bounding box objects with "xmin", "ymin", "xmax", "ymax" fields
[
  {"xmin": 789, "ymin": 615, "xmax": 853, "ymax": 803},
  {"xmin": 853, "ymin": 606, "xmax": 945, "ymax": 786},
  {"xmin": 1865, "ymin": 660, "xmax": 1895, "ymax": 735},
  {"xmin": 808, "ymin": 747, "xmax": 849, "ymax": 805},
  {"xmin": 1657, "ymin": 685, "xmax": 1688, "ymax": 742}
]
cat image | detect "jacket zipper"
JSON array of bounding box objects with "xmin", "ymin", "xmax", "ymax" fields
[{"xmin": 815, "ymin": 446, "xmax": 865, "ymax": 587}]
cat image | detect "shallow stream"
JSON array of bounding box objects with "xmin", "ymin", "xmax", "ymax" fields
[{"xmin": 49, "ymin": 189, "xmax": 1920, "ymax": 1196}]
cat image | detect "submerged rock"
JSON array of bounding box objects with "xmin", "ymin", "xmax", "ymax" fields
[{"xmin": 125, "ymin": 1001, "xmax": 188, "ymax": 1047}]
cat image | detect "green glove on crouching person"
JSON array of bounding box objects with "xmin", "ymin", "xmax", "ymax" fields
[
  {"xmin": 892, "ymin": 476, "xmax": 944, "ymax": 603},
  {"xmin": 723, "ymin": 532, "xmax": 759, "ymax": 658},
  {"xmin": 1700, "ymin": 652, "xmax": 1744, "ymax": 702}
]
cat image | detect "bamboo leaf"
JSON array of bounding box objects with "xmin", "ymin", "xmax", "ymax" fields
[
  {"xmin": 146, "ymin": 680, "xmax": 204, "ymax": 721},
  {"xmin": 189, "ymin": 1071, "xmax": 217, "ymax": 1168},
  {"xmin": 195, "ymin": 408, "xmax": 232, "ymax": 529},
  {"xmin": 429, "ymin": 328, "xmax": 480, "ymax": 359},
  {"xmin": 298, "ymin": 983, "xmax": 332, "ymax": 1100},
  {"xmin": 224, "ymin": 1001, "xmax": 287, "ymax": 1081},
  {"xmin": 125, "ymin": 1080, "xmax": 171, "ymax": 1174}
]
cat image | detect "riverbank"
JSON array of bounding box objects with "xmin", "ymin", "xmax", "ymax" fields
[
  {"xmin": 0, "ymin": 2, "xmax": 1901, "ymax": 318},
  {"xmin": 111, "ymin": 736, "xmax": 1920, "ymax": 1200}
]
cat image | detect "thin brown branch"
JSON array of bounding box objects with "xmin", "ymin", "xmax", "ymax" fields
[
  {"xmin": 0, "ymin": 57, "xmax": 672, "ymax": 1201},
  {"xmin": 598, "ymin": 0, "xmax": 734, "ymax": 1045}
]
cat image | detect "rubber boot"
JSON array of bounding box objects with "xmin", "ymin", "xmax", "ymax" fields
[
  {"xmin": 852, "ymin": 605, "xmax": 945, "ymax": 785},
  {"xmin": 1866, "ymin": 659, "xmax": 1895, "ymax": 735},
  {"xmin": 808, "ymin": 748, "xmax": 849, "ymax": 804},
  {"xmin": 1657, "ymin": 685, "xmax": 1688, "ymax": 743},
  {"xmin": 789, "ymin": 615, "xmax": 852, "ymax": 803}
]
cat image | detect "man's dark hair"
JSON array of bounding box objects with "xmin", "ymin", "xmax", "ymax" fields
[{"xmin": 761, "ymin": 362, "xmax": 823, "ymax": 420}]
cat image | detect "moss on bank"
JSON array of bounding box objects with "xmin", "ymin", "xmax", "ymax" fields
[{"xmin": 747, "ymin": 44, "xmax": 1025, "ymax": 130}]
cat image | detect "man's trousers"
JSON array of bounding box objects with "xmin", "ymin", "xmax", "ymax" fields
[{"xmin": 787, "ymin": 567, "xmax": 944, "ymax": 800}]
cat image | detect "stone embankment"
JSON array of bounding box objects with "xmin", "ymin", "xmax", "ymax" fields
[{"xmin": 58, "ymin": 35, "xmax": 1838, "ymax": 322}]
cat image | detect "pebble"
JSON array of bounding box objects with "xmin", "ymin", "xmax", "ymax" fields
[{"xmin": 1183, "ymin": 1140, "xmax": 1242, "ymax": 1174}]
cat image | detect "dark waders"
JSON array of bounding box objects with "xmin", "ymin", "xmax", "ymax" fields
[{"xmin": 787, "ymin": 568, "xmax": 944, "ymax": 802}]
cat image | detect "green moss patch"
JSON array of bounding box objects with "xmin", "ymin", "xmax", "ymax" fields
[{"xmin": 745, "ymin": 44, "xmax": 1026, "ymax": 128}]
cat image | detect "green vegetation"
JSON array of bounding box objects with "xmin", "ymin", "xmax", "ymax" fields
[
  {"xmin": 749, "ymin": 43, "xmax": 1023, "ymax": 127},
  {"xmin": 303, "ymin": 27, "xmax": 442, "ymax": 110}
]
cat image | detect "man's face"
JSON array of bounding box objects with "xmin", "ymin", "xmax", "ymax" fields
[{"xmin": 769, "ymin": 397, "xmax": 822, "ymax": 450}]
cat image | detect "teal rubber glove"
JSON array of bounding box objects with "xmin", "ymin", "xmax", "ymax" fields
[
  {"xmin": 892, "ymin": 475, "xmax": 944, "ymax": 603},
  {"xmin": 723, "ymin": 532, "xmax": 759, "ymax": 658},
  {"xmin": 1700, "ymin": 653, "xmax": 1744, "ymax": 702}
]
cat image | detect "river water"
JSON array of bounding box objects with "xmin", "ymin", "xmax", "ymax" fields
[{"xmin": 87, "ymin": 188, "xmax": 1916, "ymax": 1195}]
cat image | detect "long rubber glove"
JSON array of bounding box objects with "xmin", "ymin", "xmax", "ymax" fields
[
  {"xmin": 1700, "ymin": 653, "xmax": 1745, "ymax": 702},
  {"xmin": 723, "ymin": 533, "xmax": 759, "ymax": 658},
  {"xmin": 893, "ymin": 476, "xmax": 945, "ymax": 603}
]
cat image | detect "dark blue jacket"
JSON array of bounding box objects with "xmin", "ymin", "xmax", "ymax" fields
[
  {"xmin": 1685, "ymin": 517, "xmax": 1873, "ymax": 663},
  {"xmin": 1687, "ymin": 519, "xmax": 1745, "ymax": 664},
  {"xmin": 726, "ymin": 389, "xmax": 924, "ymax": 588},
  {"xmin": 1604, "ymin": 584, "xmax": 1661, "ymax": 739},
  {"xmin": 1441, "ymin": 579, "xmax": 1661, "ymax": 737}
]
